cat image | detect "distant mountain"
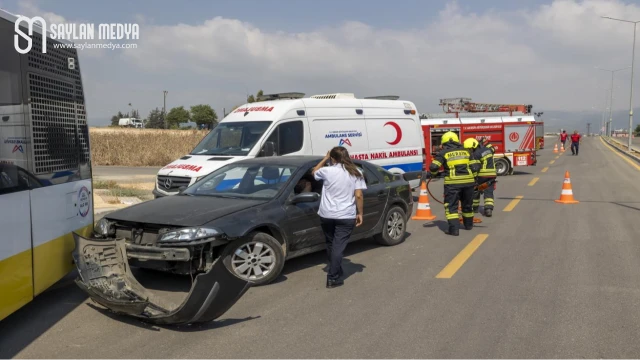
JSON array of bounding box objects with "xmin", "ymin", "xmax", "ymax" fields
[{"xmin": 540, "ymin": 107, "xmax": 640, "ymax": 134}]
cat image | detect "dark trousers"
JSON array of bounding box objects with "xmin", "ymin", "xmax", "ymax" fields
[
  {"xmin": 443, "ymin": 184, "xmax": 475, "ymax": 229},
  {"xmin": 571, "ymin": 142, "xmax": 579, "ymax": 155},
  {"xmin": 320, "ymin": 217, "xmax": 356, "ymax": 280},
  {"xmin": 561, "ymin": 139, "xmax": 566, "ymax": 148},
  {"xmin": 473, "ymin": 179, "xmax": 496, "ymax": 211}
]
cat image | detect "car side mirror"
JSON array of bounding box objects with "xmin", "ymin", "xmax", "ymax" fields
[
  {"xmin": 261, "ymin": 141, "xmax": 276, "ymax": 157},
  {"xmin": 290, "ymin": 192, "xmax": 320, "ymax": 204}
]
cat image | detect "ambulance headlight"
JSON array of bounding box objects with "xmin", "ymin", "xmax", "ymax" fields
[{"xmin": 95, "ymin": 218, "xmax": 115, "ymax": 237}]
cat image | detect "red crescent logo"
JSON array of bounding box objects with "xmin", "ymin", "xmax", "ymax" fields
[{"xmin": 384, "ymin": 121, "xmax": 402, "ymax": 145}]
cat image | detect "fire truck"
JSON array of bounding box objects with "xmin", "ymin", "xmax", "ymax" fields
[{"xmin": 422, "ymin": 98, "xmax": 540, "ymax": 176}]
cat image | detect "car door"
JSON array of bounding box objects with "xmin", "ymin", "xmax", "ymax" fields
[
  {"xmin": 280, "ymin": 169, "xmax": 325, "ymax": 253},
  {"xmin": 353, "ymin": 163, "xmax": 388, "ymax": 236}
]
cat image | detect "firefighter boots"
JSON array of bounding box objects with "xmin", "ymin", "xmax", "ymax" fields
[
  {"xmin": 462, "ymin": 217, "xmax": 474, "ymax": 230},
  {"xmin": 484, "ymin": 208, "xmax": 493, "ymax": 217},
  {"xmin": 446, "ymin": 220, "xmax": 460, "ymax": 236}
]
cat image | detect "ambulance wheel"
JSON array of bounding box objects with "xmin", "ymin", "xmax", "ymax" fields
[
  {"xmin": 374, "ymin": 206, "xmax": 407, "ymax": 246},
  {"xmin": 495, "ymin": 158, "xmax": 510, "ymax": 176}
]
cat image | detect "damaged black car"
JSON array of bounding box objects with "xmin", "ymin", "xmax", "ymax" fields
[{"xmin": 90, "ymin": 156, "xmax": 413, "ymax": 286}]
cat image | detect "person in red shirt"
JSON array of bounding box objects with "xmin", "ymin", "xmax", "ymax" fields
[
  {"xmin": 570, "ymin": 130, "xmax": 582, "ymax": 155},
  {"xmin": 559, "ymin": 130, "xmax": 568, "ymax": 149}
]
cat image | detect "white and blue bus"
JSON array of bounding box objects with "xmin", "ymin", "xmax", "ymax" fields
[{"xmin": 0, "ymin": 9, "xmax": 93, "ymax": 321}]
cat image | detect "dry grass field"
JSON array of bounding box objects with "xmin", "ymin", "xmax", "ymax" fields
[{"xmin": 90, "ymin": 127, "xmax": 208, "ymax": 166}]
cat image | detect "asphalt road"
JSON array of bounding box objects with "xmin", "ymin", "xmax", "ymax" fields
[{"xmin": 3, "ymin": 137, "xmax": 640, "ymax": 358}]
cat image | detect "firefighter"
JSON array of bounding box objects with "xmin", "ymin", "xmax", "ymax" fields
[
  {"xmin": 465, "ymin": 137, "xmax": 497, "ymax": 217},
  {"xmin": 429, "ymin": 131, "xmax": 479, "ymax": 236}
]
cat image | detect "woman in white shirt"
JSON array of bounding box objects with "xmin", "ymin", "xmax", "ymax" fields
[{"xmin": 312, "ymin": 146, "xmax": 367, "ymax": 288}]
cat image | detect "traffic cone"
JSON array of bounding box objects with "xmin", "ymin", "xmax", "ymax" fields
[
  {"xmin": 412, "ymin": 181, "xmax": 436, "ymax": 220},
  {"xmin": 554, "ymin": 171, "xmax": 579, "ymax": 204},
  {"xmin": 458, "ymin": 204, "xmax": 482, "ymax": 223},
  {"xmin": 553, "ymin": 144, "xmax": 558, "ymax": 153}
]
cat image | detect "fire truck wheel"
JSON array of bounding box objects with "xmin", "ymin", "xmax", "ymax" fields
[{"xmin": 495, "ymin": 158, "xmax": 510, "ymax": 176}]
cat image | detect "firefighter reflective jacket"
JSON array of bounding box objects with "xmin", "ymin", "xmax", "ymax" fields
[
  {"xmin": 473, "ymin": 143, "xmax": 497, "ymax": 178},
  {"xmin": 429, "ymin": 141, "xmax": 479, "ymax": 186}
]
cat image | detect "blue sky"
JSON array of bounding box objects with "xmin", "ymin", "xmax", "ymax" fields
[{"xmin": 2, "ymin": 0, "xmax": 639, "ymax": 126}]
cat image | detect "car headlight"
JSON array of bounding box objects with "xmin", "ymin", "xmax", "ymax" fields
[
  {"xmin": 95, "ymin": 218, "xmax": 115, "ymax": 236},
  {"xmin": 158, "ymin": 227, "xmax": 221, "ymax": 242}
]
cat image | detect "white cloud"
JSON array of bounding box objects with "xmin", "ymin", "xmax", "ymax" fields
[{"xmin": 10, "ymin": 0, "xmax": 640, "ymax": 123}]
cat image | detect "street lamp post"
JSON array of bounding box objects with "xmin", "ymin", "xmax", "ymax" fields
[
  {"xmin": 163, "ymin": 90, "xmax": 168, "ymax": 129},
  {"xmin": 596, "ymin": 66, "xmax": 630, "ymax": 137},
  {"xmin": 602, "ymin": 16, "xmax": 639, "ymax": 150}
]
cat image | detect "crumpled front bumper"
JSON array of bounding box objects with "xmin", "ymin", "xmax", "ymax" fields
[{"xmin": 72, "ymin": 233, "xmax": 250, "ymax": 325}]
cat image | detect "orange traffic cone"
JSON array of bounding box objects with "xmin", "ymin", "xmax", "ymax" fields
[
  {"xmin": 553, "ymin": 144, "xmax": 558, "ymax": 153},
  {"xmin": 555, "ymin": 171, "xmax": 579, "ymax": 204},
  {"xmin": 412, "ymin": 181, "xmax": 436, "ymax": 220},
  {"xmin": 458, "ymin": 204, "xmax": 482, "ymax": 223}
]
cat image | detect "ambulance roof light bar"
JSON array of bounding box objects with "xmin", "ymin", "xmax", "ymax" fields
[
  {"xmin": 309, "ymin": 93, "xmax": 356, "ymax": 99},
  {"xmin": 364, "ymin": 95, "xmax": 400, "ymax": 100},
  {"xmin": 256, "ymin": 92, "xmax": 305, "ymax": 101}
]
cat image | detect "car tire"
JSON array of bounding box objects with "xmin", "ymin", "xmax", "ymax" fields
[
  {"xmin": 495, "ymin": 158, "xmax": 510, "ymax": 176},
  {"xmin": 221, "ymin": 231, "xmax": 285, "ymax": 286},
  {"xmin": 374, "ymin": 206, "xmax": 407, "ymax": 246}
]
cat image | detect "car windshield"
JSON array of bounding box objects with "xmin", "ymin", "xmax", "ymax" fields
[
  {"xmin": 190, "ymin": 121, "xmax": 272, "ymax": 156},
  {"xmin": 184, "ymin": 163, "xmax": 298, "ymax": 200}
]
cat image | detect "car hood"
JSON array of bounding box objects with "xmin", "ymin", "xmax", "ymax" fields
[{"xmin": 105, "ymin": 195, "xmax": 268, "ymax": 227}]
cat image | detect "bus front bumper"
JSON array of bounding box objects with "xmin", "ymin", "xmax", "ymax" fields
[{"xmin": 71, "ymin": 233, "xmax": 250, "ymax": 325}]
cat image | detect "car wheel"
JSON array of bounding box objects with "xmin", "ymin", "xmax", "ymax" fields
[
  {"xmin": 374, "ymin": 206, "xmax": 407, "ymax": 246},
  {"xmin": 495, "ymin": 158, "xmax": 510, "ymax": 176},
  {"xmin": 222, "ymin": 232, "xmax": 285, "ymax": 286}
]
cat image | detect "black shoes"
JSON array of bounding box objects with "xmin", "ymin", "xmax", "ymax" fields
[
  {"xmin": 484, "ymin": 208, "xmax": 493, "ymax": 217},
  {"xmin": 326, "ymin": 278, "xmax": 344, "ymax": 288},
  {"xmin": 463, "ymin": 217, "xmax": 474, "ymax": 230}
]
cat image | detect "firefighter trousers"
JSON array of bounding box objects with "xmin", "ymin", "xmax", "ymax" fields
[
  {"xmin": 473, "ymin": 179, "xmax": 496, "ymax": 211},
  {"xmin": 444, "ymin": 184, "xmax": 475, "ymax": 229}
]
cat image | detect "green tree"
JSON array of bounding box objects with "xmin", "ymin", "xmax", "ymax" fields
[
  {"xmin": 146, "ymin": 108, "xmax": 165, "ymax": 129},
  {"xmin": 635, "ymin": 124, "xmax": 640, "ymax": 136},
  {"xmin": 166, "ymin": 106, "xmax": 191, "ymax": 129},
  {"xmin": 110, "ymin": 111, "xmax": 125, "ymax": 126},
  {"xmin": 190, "ymin": 104, "xmax": 218, "ymax": 128},
  {"xmin": 246, "ymin": 89, "xmax": 264, "ymax": 103}
]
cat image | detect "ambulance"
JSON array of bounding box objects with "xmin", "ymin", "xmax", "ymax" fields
[
  {"xmin": 421, "ymin": 114, "xmax": 538, "ymax": 176},
  {"xmin": 153, "ymin": 93, "xmax": 425, "ymax": 197}
]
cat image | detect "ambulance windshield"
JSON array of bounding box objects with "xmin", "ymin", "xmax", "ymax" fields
[{"xmin": 191, "ymin": 121, "xmax": 272, "ymax": 156}]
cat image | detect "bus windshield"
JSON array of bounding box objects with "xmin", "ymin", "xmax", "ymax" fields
[{"xmin": 191, "ymin": 121, "xmax": 272, "ymax": 156}]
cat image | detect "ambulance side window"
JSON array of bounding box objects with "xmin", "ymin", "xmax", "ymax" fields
[{"xmin": 263, "ymin": 121, "xmax": 304, "ymax": 156}]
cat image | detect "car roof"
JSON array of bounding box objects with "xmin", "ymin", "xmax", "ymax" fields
[{"xmin": 233, "ymin": 156, "xmax": 325, "ymax": 167}]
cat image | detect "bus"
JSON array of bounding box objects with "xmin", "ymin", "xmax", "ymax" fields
[{"xmin": 0, "ymin": 9, "xmax": 93, "ymax": 321}]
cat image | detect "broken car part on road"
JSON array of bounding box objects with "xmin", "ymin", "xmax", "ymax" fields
[{"xmin": 72, "ymin": 233, "xmax": 251, "ymax": 325}]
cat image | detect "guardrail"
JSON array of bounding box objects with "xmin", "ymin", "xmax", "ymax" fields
[{"xmin": 602, "ymin": 136, "xmax": 640, "ymax": 163}]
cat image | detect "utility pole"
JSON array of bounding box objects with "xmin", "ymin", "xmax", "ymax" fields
[
  {"xmin": 163, "ymin": 90, "xmax": 168, "ymax": 129},
  {"xmin": 602, "ymin": 17, "xmax": 639, "ymax": 151},
  {"xmin": 596, "ymin": 66, "xmax": 630, "ymax": 136},
  {"xmin": 587, "ymin": 123, "xmax": 591, "ymax": 136}
]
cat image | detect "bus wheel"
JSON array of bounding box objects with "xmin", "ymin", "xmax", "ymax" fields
[{"xmin": 495, "ymin": 158, "xmax": 510, "ymax": 176}]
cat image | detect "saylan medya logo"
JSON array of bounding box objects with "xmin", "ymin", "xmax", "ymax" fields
[{"xmin": 13, "ymin": 15, "xmax": 139, "ymax": 54}]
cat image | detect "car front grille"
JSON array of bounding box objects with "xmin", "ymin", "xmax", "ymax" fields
[{"xmin": 157, "ymin": 175, "xmax": 191, "ymax": 192}]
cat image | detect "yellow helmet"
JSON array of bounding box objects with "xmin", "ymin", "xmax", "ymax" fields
[
  {"xmin": 463, "ymin": 138, "xmax": 479, "ymax": 149},
  {"xmin": 441, "ymin": 131, "xmax": 459, "ymax": 144}
]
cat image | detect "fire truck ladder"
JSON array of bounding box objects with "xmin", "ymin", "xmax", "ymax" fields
[{"xmin": 439, "ymin": 97, "xmax": 532, "ymax": 117}]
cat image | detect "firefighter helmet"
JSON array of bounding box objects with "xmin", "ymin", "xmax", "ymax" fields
[
  {"xmin": 463, "ymin": 138, "xmax": 479, "ymax": 149},
  {"xmin": 441, "ymin": 131, "xmax": 459, "ymax": 144}
]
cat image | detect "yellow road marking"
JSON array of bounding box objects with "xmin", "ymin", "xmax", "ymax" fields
[
  {"xmin": 436, "ymin": 234, "xmax": 489, "ymax": 279},
  {"xmin": 541, "ymin": 167, "xmax": 549, "ymax": 173},
  {"xmin": 503, "ymin": 195, "xmax": 523, "ymax": 212},
  {"xmin": 555, "ymin": 155, "xmax": 560, "ymax": 159},
  {"xmin": 549, "ymin": 160, "xmax": 555, "ymax": 164},
  {"xmin": 528, "ymin": 177, "xmax": 539, "ymax": 186},
  {"xmin": 600, "ymin": 138, "xmax": 640, "ymax": 171}
]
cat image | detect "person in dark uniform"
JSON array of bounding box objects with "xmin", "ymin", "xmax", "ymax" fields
[
  {"xmin": 464, "ymin": 137, "xmax": 497, "ymax": 217},
  {"xmin": 429, "ymin": 131, "xmax": 479, "ymax": 236}
]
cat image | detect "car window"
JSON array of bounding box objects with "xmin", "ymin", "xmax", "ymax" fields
[
  {"xmin": 0, "ymin": 166, "xmax": 33, "ymax": 195},
  {"xmin": 375, "ymin": 167, "xmax": 395, "ymax": 183},
  {"xmin": 355, "ymin": 164, "xmax": 379, "ymax": 186},
  {"xmin": 186, "ymin": 164, "xmax": 298, "ymax": 199},
  {"xmin": 263, "ymin": 121, "xmax": 304, "ymax": 156}
]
